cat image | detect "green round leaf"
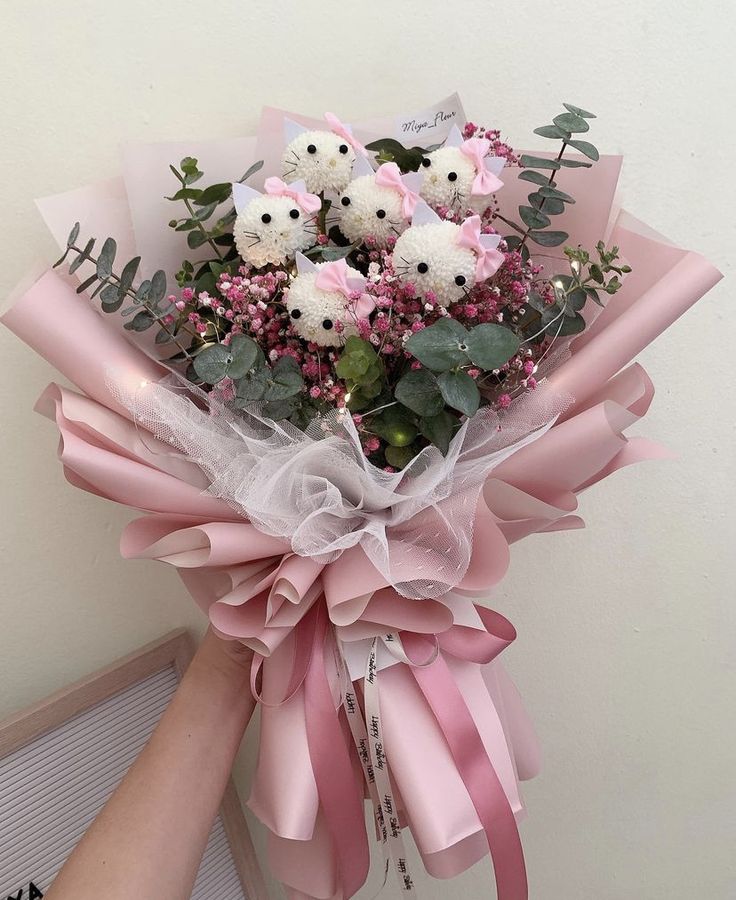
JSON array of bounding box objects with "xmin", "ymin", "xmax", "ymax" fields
[
  {"xmin": 419, "ymin": 410, "xmax": 457, "ymax": 456},
  {"xmin": 96, "ymin": 237, "xmax": 117, "ymax": 279},
  {"xmin": 194, "ymin": 334, "xmax": 258, "ymax": 385},
  {"xmin": 405, "ymin": 319, "xmax": 469, "ymax": 371},
  {"xmin": 465, "ymin": 324, "xmax": 520, "ymax": 370},
  {"xmin": 553, "ymin": 113, "xmax": 590, "ymax": 134},
  {"xmin": 385, "ymin": 444, "xmax": 417, "ymax": 468},
  {"xmin": 437, "ymin": 371, "xmax": 480, "ymax": 417},
  {"xmin": 566, "ymin": 139, "xmax": 599, "ymax": 161},
  {"xmin": 395, "ymin": 369, "xmax": 444, "ymax": 417},
  {"xmin": 528, "ymin": 230, "xmax": 569, "ymax": 247},
  {"xmin": 563, "ymin": 103, "xmax": 596, "ymax": 119}
]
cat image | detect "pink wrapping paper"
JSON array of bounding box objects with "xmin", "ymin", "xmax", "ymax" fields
[{"xmin": 2, "ymin": 111, "xmax": 722, "ymax": 900}]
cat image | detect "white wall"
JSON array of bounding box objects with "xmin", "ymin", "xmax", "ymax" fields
[{"xmin": 1, "ymin": 2, "xmax": 734, "ymax": 898}]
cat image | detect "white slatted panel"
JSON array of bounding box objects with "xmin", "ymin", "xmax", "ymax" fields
[{"xmin": 0, "ymin": 666, "xmax": 247, "ymax": 899}]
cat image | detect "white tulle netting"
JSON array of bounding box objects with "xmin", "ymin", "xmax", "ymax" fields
[{"xmin": 113, "ymin": 370, "xmax": 570, "ymax": 600}]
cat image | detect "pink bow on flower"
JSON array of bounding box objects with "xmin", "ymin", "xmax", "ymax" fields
[
  {"xmin": 456, "ymin": 216, "xmax": 505, "ymax": 282},
  {"xmin": 264, "ymin": 176, "xmax": 322, "ymax": 215},
  {"xmin": 375, "ymin": 162, "xmax": 420, "ymax": 219},
  {"xmin": 324, "ymin": 112, "xmax": 368, "ymax": 157},
  {"xmin": 315, "ymin": 259, "xmax": 375, "ymax": 320},
  {"xmin": 460, "ymin": 138, "xmax": 504, "ymax": 197}
]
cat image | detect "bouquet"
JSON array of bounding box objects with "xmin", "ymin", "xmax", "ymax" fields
[{"xmin": 3, "ymin": 95, "xmax": 720, "ymax": 899}]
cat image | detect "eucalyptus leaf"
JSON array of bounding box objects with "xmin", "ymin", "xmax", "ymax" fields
[
  {"xmin": 563, "ymin": 103, "xmax": 596, "ymax": 119},
  {"xmin": 321, "ymin": 243, "xmax": 357, "ymax": 261},
  {"xmin": 385, "ymin": 444, "xmax": 417, "ymax": 468},
  {"xmin": 553, "ymin": 113, "xmax": 589, "ymax": 133},
  {"xmin": 395, "ymin": 369, "xmax": 444, "ymax": 417},
  {"xmin": 538, "ymin": 185, "xmax": 575, "ymax": 203},
  {"xmin": 263, "ymin": 396, "xmax": 301, "ymax": 420},
  {"xmin": 263, "ymin": 355, "xmax": 304, "ymax": 401},
  {"xmin": 528, "ymin": 230, "xmax": 569, "ymax": 247},
  {"xmin": 96, "ymin": 237, "xmax": 117, "ymax": 279},
  {"xmin": 437, "ymin": 371, "xmax": 480, "ymax": 417},
  {"xmin": 75, "ymin": 273, "xmax": 98, "ymax": 294},
  {"xmin": 566, "ymin": 139, "xmax": 599, "ymax": 161},
  {"xmin": 519, "ymin": 205, "xmax": 551, "ymax": 230},
  {"xmin": 194, "ymin": 334, "xmax": 258, "ymax": 384},
  {"xmin": 464, "ymin": 323, "xmax": 520, "ymax": 369},
  {"xmin": 187, "ymin": 230, "xmax": 209, "ymax": 249},
  {"xmin": 533, "ymin": 125, "xmax": 568, "ymax": 140},
  {"xmin": 66, "ymin": 222, "xmax": 80, "ymax": 248},
  {"xmin": 419, "ymin": 409, "xmax": 457, "ymax": 455},
  {"xmin": 150, "ymin": 269, "xmax": 167, "ymax": 304},
  {"xmin": 404, "ymin": 319, "xmax": 469, "ymax": 371},
  {"xmin": 518, "ymin": 170, "xmax": 551, "ymax": 186},
  {"xmin": 519, "ymin": 155, "xmax": 561, "ymax": 171},
  {"xmin": 556, "ymin": 312, "xmax": 587, "ymax": 336},
  {"xmin": 68, "ymin": 237, "xmax": 96, "ymax": 275},
  {"xmin": 558, "ymin": 158, "xmax": 593, "ymax": 168},
  {"xmin": 124, "ymin": 310, "xmax": 155, "ymax": 332},
  {"xmin": 239, "ymin": 159, "xmax": 265, "ymax": 183},
  {"xmin": 118, "ymin": 256, "xmax": 141, "ymax": 297},
  {"xmin": 194, "ymin": 183, "xmax": 232, "ymax": 206}
]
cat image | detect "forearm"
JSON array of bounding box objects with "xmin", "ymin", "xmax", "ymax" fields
[{"xmin": 46, "ymin": 631, "xmax": 256, "ymax": 900}]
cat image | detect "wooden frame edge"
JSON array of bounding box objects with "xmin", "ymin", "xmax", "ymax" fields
[{"xmin": 0, "ymin": 628, "xmax": 269, "ymax": 900}]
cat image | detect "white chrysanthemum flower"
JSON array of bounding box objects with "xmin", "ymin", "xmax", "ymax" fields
[
  {"xmin": 420, "ymin": 146, "xmax": 492, "ymax": 215},
  {"xmin": 392, "ymin": 221, "xmax": 476, "ymax": 307},
  {"xmin": 285, "ymin": 269, "xmax": 359, "ymax": 347},
  {"xmin": 233, "ymin": 195, "xmax": 313, "ymax": 268},
  {"xmin": 338, "ymin": 174, "xmax": 408, "ymax": 248},
  {"xmin": 282, "ymin": 130, "xmax": 356, "ymax": 194}
]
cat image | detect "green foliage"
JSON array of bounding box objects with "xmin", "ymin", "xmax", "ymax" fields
[
  {"xmin": 406, "ymin": 320, "xmax": 519, "ymax": 373},
  {"xmin": 193, "ymin": 334, "xmax": 259, "ymax": 384},
  {"xmin": 364, "ymin": 138, "xmax": 428, "ymax": 173},
  {"xmin": 395, "ymin": 369, "xmax": 444, "ymax": 417},
  {"xmin": 437, "ymin": 370, "xmax": 480, "ymax": 417},
  {"xmin": 372, "ymin": 404, "xmax": 418, "ymax": 447},
  {"xmin": 335, "ymin": 336, "xmax": 384, "ymax": 410},
  {"xmin": 500, "ymin": 103, "xmax": 600, "ymax": 253}
]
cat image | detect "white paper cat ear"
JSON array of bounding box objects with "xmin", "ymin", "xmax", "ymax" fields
[
  {"xmin": 284, "ymin": 118, "xmax": 309, "ymax": 144},
  {"xmin": 479, "ymin": 232, "xmax": 502, "ymax": 251},
  {"xmin": 403, "ymin": 171, "xmax": 423, "ymax": 195},
  {"xmin": 232, "ymin": 182, "xmax": 262, "ymax": 214},
  {"xmin": 444, "ymin": 124, "xmax": 464, "ymax": 148},
  {"xmin": 295, "ymin": 251, "xmax": 318, "ymax": 275},
  {"xmin": 352, "ymin": 154, "xmax": 375, "ymax": 178},
  {"xmin": 410, "ymin": 199, "xmax": 443, "ymax": 226},
  {"xmin": 485, "ymin": 156, "xmax": 506, "ymax": 178}
]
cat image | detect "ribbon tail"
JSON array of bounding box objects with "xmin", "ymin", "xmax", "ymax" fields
[
  {"xmin": 403, "ymin": 634, "xmax": 528, "ymax": 900},
  {"xmin": 304, "ymin": 605, "xmax": 370, "ymax": 897}
]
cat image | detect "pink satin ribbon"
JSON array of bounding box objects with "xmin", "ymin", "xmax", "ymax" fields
[
  {"xmin": 314, "ymin": 259, "xmax": 376, "ymax": 321},
  {"xmin": 264, "ymin": 176, "xmax": 322, "ymax": 215},
  {"xmin": 457, "ymin": 216, "xmax": 505, "ymax": 281},
  {"xmin": 324, "ymin": 112, "xmax": 368, "ymax": 157},
  {"xmin": 404, "ymin": 626, "xmax": 528, "ymax": 900},
  {"xmin": 375, "ymin": 162, "xmax": 420, "ymax": 218},
  {"xmin": 304, "ymin": 604, "xmax": 370, "ymax": 898},
  {"xmin": 459, "ymin": 137, "xmax": 504, "ymax": 196}
]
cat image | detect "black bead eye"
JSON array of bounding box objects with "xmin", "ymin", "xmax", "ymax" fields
[
  {"xmin": 376, "ymin": 209, "xmax": 386, "ymax": 219},
  {"xmin": 322, "ymin": 319, "xmax": 333, "ymax": 330},
  {"xmin": 448, "ymin": 171, "xmax": 458, "ymax": 182},
  {"xmin": 341, "ymin": 196, "xmax": 351, "ymax": 207},
  {"xmin": 261, "ymin": 213, "xmax": 272, "ymax": 224},
  {"xmin": 455, "ymin": 275, "xmax": 466, "ymax": 286},
  {"xmin": 307, "ymin": 144, "xmax": 317, "ymax": 154},
  {"xmin": 289, "ymin": 208, "xmax": 300, "ymax": 219},
  {"xmin": 421, "ymin": 158, "xmax": 431, "ymax": 168},
  {"xmin": 290, "ymin": 308, "xmax": 301, "ymax": 319},
  {"xmin": 339, "ymin": 143, "xmax": 349, "ymax": 154},
  {"xmin": 417, "ymin": 262, "xmax": 429, "ymax": 274}
]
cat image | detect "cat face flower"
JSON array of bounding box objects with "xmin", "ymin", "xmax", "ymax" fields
[
  {"xmin": 281, "ymin": 113, "xmax": 367, "ymax": 194},
  {"xmin": 392, "ymin": 202, "xmax": 502, "ymax": 307},
  {"xmin": 420, "ymin": 125, "xmax": 505, "ymax": 215},
  {"xmin": 338, "ymin": 160, "xmax": 420, "ymax": 249},
  {"xmin": 286, "ymin": 255, "xmax": 371, "ymax": 347},
  {"xmin": 232, "ymin": 178, "xmax": 319, "ymax": 268}
]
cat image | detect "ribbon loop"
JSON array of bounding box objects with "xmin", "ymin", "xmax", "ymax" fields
[{"xmin": 264, "ymin": 175, "xmax": 321, "ymax": 214}]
